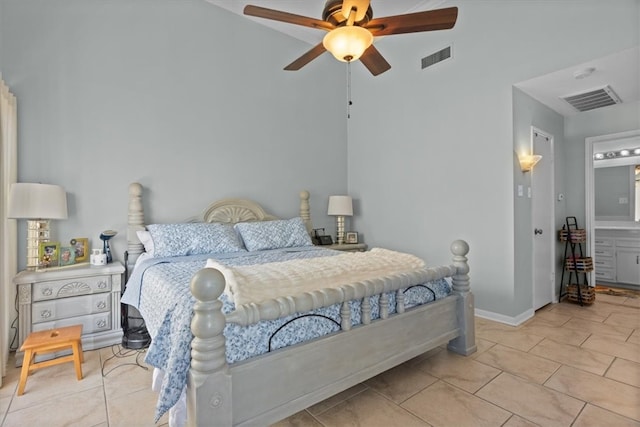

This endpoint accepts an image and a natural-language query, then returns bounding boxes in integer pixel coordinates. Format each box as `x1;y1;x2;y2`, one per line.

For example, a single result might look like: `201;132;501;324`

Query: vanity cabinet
615;239;640;285
594;238;616;282
594;232;640;286
14;262;124;366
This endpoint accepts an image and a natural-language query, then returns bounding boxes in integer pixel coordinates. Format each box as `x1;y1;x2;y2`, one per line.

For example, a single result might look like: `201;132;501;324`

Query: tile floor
1;292;638;426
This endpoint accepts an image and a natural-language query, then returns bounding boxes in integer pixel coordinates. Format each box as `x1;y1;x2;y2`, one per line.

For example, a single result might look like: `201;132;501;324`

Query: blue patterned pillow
234;217;313;251
146;223;245;257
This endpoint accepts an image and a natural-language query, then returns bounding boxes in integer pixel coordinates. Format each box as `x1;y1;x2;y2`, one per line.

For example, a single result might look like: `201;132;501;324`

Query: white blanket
205;248;426;306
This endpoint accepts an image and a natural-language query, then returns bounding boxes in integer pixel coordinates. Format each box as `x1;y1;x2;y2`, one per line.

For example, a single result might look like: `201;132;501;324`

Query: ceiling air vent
561;85;622;112
422;46;451;69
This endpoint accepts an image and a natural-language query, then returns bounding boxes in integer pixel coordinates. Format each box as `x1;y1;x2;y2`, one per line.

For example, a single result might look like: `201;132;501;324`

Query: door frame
531;126;556;307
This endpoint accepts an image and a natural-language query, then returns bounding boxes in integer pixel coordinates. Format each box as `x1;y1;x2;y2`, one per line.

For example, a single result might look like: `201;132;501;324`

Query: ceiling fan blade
359;45;391;76
341;0;370;22
365;7;458;36
284;43;327;71
244;5;335;31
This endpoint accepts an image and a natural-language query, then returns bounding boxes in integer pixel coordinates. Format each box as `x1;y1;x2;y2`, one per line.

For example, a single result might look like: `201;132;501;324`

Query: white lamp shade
327;195;353;216
8;183;68;219
322;26;373;62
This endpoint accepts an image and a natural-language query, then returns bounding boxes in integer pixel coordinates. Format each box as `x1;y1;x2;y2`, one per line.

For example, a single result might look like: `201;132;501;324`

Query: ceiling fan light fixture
322;25;373;62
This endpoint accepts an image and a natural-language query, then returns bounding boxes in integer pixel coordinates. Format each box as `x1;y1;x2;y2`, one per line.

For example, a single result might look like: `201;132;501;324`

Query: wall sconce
519;154;542;172
327;195;353;245
8;183;68;270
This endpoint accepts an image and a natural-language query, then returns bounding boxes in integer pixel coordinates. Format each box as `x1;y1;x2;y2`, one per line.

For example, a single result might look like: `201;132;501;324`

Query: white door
532;128;555;310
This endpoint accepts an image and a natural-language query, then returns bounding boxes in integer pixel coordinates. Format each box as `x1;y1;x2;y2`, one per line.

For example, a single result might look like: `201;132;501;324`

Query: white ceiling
515;46;640;117
206;1;639;118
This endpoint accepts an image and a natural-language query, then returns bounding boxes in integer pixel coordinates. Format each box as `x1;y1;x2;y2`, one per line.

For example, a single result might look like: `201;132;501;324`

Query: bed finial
189;268;232;426
299;190;311;233
127;182;145;269
448;239;476;356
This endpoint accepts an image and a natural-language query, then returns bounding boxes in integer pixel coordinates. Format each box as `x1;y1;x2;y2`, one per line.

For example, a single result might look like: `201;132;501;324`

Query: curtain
0;76;18;384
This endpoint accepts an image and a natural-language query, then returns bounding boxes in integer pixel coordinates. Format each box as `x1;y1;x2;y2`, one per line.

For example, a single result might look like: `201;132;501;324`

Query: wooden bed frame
126;182;476;427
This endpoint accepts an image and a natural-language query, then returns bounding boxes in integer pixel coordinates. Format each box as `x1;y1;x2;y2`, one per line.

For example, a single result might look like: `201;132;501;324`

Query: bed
122;182;476;427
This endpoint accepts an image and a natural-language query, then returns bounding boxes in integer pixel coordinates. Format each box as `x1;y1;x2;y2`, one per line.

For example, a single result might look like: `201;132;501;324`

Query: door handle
534;228;543;235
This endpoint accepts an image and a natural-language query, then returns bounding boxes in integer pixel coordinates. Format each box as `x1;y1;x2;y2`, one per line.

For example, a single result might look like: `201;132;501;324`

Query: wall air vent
421;46;451;69
561;85;622;112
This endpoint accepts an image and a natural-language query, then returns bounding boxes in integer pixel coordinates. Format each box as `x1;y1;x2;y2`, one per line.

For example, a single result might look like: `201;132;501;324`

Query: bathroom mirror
594;164;639;222
585;130;640;285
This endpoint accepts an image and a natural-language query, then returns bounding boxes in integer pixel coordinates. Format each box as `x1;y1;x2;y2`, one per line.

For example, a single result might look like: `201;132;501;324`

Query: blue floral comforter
121;247;451;421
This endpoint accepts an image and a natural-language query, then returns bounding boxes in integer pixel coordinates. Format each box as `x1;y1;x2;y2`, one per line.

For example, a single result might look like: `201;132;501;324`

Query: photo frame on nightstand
38;241;60;268
346;232;358;244
70;238;89;262
59;246;76;266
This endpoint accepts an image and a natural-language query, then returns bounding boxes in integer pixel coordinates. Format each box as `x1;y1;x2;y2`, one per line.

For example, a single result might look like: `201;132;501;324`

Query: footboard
187;240;474;427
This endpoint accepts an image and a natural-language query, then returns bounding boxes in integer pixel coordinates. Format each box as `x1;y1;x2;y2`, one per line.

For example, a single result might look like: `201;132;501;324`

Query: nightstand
325;243;368;252
14;262;125;367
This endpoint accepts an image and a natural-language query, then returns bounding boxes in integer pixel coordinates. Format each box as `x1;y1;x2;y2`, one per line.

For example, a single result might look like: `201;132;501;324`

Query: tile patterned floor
1;292;638;427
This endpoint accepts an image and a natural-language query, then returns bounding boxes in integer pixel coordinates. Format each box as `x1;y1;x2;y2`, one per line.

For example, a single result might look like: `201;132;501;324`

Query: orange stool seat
18;324;83;396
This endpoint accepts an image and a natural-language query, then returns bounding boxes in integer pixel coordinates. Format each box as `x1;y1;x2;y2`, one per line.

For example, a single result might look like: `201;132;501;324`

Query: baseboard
475;308;534;326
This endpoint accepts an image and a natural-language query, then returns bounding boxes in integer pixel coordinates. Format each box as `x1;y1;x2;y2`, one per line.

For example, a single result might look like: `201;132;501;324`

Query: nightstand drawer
32;275;111;302
32;294;110;324
33;312;111;335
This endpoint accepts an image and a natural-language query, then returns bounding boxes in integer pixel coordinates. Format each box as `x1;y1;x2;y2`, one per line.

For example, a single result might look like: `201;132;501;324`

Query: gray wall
564;101;640;228
2;0;639;318
347;0;639;317
512;88;566;316
1;0;347;268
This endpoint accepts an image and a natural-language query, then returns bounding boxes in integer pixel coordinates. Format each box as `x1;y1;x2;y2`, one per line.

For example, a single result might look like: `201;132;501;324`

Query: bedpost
447;239;477;356
127;183;145;270
299;190;312;234
187;268;232;427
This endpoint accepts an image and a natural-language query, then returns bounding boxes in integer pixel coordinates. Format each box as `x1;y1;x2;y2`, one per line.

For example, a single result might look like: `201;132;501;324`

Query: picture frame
59;246;76;266
346;232;358;244
38;241;60;268
70;238;89;262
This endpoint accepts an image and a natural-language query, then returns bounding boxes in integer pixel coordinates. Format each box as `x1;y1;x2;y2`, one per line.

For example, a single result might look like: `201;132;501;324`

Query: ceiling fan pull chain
347;61;352;119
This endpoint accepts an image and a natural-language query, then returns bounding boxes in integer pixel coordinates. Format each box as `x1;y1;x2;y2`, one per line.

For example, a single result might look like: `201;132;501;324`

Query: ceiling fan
244;0;458;76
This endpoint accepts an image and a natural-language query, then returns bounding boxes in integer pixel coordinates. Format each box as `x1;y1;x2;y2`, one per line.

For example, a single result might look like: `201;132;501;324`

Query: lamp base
335;216;346;245
26;219;51;270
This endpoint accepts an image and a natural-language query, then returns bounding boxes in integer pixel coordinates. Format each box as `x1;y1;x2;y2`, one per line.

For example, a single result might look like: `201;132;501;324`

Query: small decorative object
346;232;358;244
100;230;117;263
70;238;89;262
59;246;76;266
38;241;60;268
90;248;107;266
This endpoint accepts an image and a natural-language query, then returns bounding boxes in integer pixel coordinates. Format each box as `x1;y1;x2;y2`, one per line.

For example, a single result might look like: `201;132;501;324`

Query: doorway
532;127;555;310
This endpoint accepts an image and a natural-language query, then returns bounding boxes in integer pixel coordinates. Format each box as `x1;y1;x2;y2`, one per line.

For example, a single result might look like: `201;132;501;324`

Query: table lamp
327;195;353;245
8;183;68;270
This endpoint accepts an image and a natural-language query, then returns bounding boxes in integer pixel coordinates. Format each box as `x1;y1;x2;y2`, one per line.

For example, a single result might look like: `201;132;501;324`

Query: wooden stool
18;325;84;396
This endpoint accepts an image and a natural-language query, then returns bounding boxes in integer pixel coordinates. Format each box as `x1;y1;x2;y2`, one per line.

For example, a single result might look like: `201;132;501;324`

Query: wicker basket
558;229;586;243
566;284;596;305
564;256;593;272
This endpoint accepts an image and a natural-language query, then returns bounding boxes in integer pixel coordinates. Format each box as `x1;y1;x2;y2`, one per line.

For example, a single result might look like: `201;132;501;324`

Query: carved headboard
126;183;312;267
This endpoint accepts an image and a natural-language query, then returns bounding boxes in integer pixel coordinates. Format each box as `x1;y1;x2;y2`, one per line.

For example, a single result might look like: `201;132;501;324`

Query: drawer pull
41;287;53;297
96;319;107;328
40;309;52;319
97;281;107;289
97;301;107;310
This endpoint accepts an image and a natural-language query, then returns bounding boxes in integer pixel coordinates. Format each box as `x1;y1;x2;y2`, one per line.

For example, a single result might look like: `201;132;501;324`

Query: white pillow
137;230;155;256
